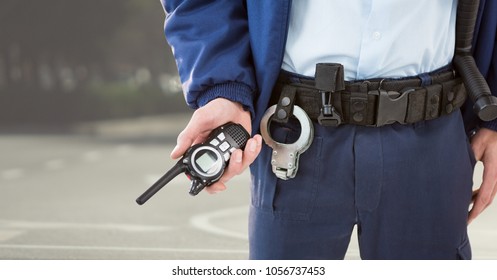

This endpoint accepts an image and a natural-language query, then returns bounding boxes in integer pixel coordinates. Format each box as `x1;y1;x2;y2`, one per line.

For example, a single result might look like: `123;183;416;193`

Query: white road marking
0;230;24;242
0;244;248;255
0;220;175;232
189;206;248;240
188;207;372;259
1;169;24;180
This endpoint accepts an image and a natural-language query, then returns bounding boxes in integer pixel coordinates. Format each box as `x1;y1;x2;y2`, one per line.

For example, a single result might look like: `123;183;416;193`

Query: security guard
161;0;497;259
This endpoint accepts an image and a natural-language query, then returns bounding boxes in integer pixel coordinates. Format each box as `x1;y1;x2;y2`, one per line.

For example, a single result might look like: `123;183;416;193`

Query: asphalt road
0;114;496;260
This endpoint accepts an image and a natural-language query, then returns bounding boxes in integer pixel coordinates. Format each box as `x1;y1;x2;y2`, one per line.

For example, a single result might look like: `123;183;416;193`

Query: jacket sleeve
474;0;497;131
161;0;257;117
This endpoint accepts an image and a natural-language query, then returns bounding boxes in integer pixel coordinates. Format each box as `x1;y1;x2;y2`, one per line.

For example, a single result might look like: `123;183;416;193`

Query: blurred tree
0;0;126;87
0;0;175;90
106;0;177;77
0;0;183;125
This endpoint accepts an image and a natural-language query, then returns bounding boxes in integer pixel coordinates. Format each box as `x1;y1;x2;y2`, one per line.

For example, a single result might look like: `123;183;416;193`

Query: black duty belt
270;63;467;127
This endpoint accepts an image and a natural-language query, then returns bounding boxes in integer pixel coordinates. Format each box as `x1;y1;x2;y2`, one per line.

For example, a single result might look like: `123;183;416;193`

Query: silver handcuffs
260;105;314;180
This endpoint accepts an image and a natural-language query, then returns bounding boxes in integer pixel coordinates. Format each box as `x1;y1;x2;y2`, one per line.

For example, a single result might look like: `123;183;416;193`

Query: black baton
453;0;497;121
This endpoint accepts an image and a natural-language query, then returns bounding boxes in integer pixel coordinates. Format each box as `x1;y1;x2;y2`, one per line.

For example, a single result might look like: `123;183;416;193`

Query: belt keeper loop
315;63;344;126
419;72;433;87
350;90;370;125
425;84;443;120
272;85;297;124
315;63;345;92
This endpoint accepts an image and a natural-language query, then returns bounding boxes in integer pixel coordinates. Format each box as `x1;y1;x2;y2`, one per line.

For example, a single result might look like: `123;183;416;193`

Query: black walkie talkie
136;122;250;205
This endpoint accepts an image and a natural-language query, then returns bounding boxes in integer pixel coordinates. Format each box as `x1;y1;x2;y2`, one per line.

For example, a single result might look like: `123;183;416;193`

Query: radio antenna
136;162;186;205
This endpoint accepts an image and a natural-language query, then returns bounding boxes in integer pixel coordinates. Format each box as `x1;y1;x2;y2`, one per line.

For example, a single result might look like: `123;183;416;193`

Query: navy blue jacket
161;0;497;132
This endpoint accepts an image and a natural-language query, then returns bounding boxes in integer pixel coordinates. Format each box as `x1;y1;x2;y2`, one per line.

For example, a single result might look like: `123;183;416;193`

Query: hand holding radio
136;121;250;204
136;98;262;204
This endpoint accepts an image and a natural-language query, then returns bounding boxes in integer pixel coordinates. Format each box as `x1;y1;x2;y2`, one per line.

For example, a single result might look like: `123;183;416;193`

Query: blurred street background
0;0;496;260
0;0;185;131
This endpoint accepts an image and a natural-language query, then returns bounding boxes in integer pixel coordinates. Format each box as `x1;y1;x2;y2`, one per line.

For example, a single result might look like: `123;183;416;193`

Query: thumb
171;120;205;159
170;130;193;159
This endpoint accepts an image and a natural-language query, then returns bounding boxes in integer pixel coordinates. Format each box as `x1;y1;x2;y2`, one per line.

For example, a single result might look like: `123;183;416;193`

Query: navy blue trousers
249;110;475;259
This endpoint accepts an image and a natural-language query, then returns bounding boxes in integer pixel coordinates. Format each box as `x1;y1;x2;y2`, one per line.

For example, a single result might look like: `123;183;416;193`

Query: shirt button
372;31;382;40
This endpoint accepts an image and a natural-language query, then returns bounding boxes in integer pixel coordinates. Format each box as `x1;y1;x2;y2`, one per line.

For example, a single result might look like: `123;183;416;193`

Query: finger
220;149;245;183
190;144;249;194
471;143;484;162
220;136;262;183
204;135;262;194
468;168;497;223
471;135;485;162
204;182;227;194
204;150;248;194
243;134;263;165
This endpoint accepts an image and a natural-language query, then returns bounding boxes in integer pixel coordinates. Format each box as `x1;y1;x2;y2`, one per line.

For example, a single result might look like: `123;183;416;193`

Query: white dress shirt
281;0;457;81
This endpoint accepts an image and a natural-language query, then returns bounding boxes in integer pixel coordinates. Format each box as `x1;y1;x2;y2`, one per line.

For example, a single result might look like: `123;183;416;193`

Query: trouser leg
355;111;475;259
248;110;475;260
249;119;357;259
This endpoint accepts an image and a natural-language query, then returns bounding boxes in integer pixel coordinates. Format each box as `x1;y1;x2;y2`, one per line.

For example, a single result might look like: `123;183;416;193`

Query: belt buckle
370;89;409;126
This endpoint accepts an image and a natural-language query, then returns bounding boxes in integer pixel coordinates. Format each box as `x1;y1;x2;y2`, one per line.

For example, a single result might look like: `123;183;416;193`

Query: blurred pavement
0;114;496;259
